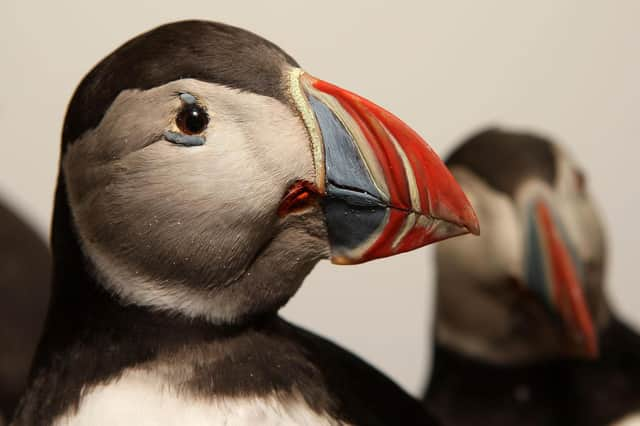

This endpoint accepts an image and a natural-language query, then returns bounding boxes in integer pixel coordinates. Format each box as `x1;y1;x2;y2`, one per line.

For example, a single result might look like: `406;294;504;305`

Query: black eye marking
179;93;197;105
163;130;206;146
574;169;587;193
164;92;209;146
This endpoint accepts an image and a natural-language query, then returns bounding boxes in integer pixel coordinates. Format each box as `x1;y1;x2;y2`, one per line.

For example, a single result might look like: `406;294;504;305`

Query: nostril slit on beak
325;180;387;208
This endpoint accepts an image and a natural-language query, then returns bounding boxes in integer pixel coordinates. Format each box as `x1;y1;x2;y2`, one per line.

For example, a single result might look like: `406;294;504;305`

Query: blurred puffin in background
0;201;50;426
423;128;640;426
13;20;478;425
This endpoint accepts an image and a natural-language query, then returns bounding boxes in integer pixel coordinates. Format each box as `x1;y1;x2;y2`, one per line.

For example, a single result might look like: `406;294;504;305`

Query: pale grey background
2;0;638;396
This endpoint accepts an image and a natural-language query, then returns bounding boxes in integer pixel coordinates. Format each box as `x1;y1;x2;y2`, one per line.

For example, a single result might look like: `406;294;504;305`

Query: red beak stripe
536;201;598;357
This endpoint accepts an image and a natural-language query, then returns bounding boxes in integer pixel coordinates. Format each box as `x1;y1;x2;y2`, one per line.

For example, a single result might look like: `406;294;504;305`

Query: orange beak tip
465;210;481;236
330;255;359;266
584;333;600;359
434;199;480;237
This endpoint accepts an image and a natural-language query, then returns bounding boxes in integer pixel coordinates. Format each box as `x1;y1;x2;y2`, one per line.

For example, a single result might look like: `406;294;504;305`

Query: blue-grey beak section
307;95;388;256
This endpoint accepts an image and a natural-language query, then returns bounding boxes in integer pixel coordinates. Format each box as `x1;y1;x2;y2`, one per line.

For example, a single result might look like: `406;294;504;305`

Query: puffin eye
574;169;587;193
176;103;209;135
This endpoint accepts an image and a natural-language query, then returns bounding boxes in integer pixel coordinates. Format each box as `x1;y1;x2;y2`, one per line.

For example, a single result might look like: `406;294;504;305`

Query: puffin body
20;312;435;425
13;21;477;425
428;317;640;426
423;129;640;425
0;203;50;425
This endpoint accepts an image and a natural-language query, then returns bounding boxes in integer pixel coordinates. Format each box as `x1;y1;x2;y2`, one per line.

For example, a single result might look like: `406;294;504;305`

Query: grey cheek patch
164;130;206;146
179;93;197;104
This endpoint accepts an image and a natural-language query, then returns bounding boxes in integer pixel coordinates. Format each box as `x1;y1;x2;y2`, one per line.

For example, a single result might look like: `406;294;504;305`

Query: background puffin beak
288;69;479;264
527;201;598;357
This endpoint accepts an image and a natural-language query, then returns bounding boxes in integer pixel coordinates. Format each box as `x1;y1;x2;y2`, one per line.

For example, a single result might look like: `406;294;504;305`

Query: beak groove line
287;68;326;193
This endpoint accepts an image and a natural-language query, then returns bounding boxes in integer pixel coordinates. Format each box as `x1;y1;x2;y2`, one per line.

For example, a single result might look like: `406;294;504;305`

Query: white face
435;145;608;363
63;79;330;324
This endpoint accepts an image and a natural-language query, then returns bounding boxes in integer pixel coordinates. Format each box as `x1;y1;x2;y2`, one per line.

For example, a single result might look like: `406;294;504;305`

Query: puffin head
434;128;607;363
56;20;478;325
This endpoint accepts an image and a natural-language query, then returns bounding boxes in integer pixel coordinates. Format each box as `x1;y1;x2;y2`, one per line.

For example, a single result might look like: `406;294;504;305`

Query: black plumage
425;318;640;426
447;128;557;197
21;305;436;425
0;202;50;424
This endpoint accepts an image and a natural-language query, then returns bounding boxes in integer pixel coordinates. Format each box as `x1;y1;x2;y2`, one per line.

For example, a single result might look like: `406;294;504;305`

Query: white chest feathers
54;369;347;426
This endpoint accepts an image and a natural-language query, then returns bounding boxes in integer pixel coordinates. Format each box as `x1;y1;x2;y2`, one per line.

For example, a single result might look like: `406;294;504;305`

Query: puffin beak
526;201;598;358
288;69;479;264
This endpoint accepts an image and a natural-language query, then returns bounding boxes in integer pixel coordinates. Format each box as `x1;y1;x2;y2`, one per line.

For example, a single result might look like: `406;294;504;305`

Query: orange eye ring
277;181;321;217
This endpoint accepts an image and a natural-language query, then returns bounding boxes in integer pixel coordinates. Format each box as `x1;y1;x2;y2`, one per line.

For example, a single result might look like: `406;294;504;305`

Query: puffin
0;201;50;426
12;21;478;425
422;128;640;426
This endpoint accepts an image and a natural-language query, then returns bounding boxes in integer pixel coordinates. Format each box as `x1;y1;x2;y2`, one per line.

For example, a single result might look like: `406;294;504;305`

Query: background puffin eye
574;169;587;193
176;104;209;135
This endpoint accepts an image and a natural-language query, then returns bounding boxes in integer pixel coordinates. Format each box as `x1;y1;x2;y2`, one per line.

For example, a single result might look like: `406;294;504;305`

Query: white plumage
56;369;346;426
